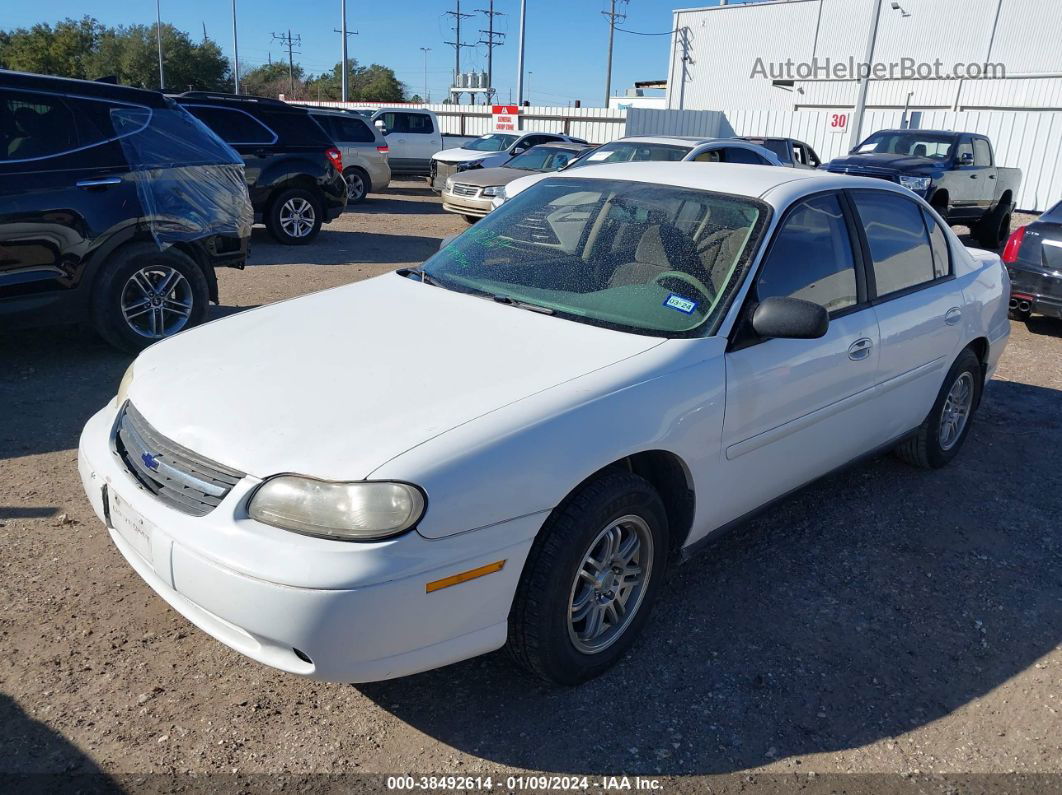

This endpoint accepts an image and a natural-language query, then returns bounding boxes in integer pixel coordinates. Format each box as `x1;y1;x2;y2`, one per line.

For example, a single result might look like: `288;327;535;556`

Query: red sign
492;104;520;132
828;112;849;134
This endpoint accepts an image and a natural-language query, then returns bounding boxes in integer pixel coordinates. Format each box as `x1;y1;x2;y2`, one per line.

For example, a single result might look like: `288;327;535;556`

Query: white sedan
78;163;1010;686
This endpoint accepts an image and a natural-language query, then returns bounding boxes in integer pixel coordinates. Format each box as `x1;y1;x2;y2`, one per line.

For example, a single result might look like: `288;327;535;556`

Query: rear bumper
1007;263;1062;318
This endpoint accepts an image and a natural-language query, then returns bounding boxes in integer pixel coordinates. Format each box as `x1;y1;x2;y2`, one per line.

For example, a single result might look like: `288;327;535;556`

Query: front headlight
457;158;485;171
248;476;426;541
445;176;455;191
899;175;931;193
116;362;135;406
481;186;500;197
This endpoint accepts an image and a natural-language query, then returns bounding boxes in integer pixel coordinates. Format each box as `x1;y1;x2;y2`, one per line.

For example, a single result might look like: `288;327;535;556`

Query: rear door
179;104;275;207
714;192;882;527
973;137;998;209
0;87;141;323
378;111;439;173
848;189;963;439
950;135;984;218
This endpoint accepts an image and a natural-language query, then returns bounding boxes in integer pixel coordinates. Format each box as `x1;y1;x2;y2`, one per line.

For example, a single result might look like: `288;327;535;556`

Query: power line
615;25;678;36
444;0;474;98
602;0;628;107
271;29;302;96
476;0;505;102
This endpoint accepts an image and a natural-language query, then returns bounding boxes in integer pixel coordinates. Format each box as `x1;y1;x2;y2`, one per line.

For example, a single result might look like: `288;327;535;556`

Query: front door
710;193;883;528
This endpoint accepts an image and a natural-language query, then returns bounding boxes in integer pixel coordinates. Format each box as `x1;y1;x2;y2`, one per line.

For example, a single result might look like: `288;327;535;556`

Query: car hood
129;273;663;481
504;172;550;198
827;153;941;176
433;147;499;164
450;166;534;187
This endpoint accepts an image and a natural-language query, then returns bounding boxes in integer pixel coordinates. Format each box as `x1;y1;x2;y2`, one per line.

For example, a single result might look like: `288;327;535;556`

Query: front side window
422;178;767;336
851;191;937;297
185;106;274;144
756;194;858;313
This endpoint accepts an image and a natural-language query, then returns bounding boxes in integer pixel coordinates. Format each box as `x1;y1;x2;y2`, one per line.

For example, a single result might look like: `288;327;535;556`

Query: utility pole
516;0;526;105
477;0;505;102
155;0;165;89
849;0;884;149
335;1;359;103
272;30;302;97
231;0;240;93
419;47;431;102
444;0;473;101
602;0;627;108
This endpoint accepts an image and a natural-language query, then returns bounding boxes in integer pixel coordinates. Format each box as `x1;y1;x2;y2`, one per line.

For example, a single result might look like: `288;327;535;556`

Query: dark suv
0;71;252;352
174;93;347;244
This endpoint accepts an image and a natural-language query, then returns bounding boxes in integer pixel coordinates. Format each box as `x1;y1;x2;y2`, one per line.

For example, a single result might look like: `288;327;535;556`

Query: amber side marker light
425;560;506;593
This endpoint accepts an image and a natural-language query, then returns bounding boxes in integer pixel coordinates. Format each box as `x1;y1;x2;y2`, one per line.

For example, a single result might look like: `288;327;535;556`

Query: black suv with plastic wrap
174;93;347;244
0;71;252;352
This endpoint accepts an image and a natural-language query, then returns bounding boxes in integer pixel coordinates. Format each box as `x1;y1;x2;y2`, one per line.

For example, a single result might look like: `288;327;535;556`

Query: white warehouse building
665;0;1062;114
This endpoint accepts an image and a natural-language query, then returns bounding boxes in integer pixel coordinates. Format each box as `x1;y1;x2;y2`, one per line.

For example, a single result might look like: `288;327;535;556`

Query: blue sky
2;0;724;105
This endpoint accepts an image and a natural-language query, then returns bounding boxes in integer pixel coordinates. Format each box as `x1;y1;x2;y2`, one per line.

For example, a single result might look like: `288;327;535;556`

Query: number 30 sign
829;113;849;134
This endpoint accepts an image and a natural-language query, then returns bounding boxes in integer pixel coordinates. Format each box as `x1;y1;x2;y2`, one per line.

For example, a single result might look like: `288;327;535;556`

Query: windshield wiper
489;294;555;315
397;267;442;287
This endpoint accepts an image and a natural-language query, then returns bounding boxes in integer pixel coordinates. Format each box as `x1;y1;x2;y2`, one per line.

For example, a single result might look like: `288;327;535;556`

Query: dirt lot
1;184;1059;789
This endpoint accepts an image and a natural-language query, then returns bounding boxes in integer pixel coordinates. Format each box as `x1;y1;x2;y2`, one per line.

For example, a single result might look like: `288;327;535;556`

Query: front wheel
463;215;479;225
508;471;670;685
267;187;323;244
894;348;982;468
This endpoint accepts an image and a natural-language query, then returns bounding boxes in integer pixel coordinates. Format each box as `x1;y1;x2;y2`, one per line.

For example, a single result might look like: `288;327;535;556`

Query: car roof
530;141;593;150
174;92;308;113
2;69;172;108
614;136;710;146
542;161;919;206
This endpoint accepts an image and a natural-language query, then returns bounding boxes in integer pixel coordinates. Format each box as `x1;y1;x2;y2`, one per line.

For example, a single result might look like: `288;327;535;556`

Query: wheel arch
264;175;325;218
966;336;990;407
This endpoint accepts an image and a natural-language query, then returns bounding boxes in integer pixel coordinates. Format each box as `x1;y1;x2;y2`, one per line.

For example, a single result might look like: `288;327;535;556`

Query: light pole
155;0;165;89
341;0;349;102
849;0;905;149
527;70;532;105
420;47;431;102
231;0;240;93
515;0;526;104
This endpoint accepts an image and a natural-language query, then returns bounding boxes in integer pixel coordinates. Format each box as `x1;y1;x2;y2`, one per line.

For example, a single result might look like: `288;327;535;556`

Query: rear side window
0;90;140;162
923;209;951;279
722;147;770;165
756;194;858;313
973;138;993;166
851;191;937;297
335;116;375;143
184;106;275;144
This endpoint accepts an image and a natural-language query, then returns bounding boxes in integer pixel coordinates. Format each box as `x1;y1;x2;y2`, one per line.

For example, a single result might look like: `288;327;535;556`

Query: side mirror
957;151;974;166
374;120;388;135
511;146;526;155
751;296;829;340
438;233;459;251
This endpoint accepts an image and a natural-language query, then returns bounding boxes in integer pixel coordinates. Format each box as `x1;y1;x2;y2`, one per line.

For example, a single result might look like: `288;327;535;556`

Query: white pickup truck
367;107;442;176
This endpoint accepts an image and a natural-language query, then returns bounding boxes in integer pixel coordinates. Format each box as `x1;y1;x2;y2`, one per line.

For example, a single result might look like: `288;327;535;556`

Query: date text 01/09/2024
385;775;664;791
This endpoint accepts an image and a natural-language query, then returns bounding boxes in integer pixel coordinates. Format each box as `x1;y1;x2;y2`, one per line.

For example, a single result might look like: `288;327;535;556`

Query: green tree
303;60;406;102
240;61;304;98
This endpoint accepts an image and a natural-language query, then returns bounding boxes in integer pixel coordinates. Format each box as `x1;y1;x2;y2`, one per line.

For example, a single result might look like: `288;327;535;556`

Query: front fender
371;337;729;541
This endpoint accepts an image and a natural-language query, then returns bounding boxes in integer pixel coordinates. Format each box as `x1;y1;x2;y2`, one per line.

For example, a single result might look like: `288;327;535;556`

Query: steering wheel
653;270;715;303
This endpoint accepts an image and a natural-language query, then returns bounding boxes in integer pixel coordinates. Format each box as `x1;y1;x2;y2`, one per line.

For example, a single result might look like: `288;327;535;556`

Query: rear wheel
894;348;982;469
91;243;209;353
975;202;1012;249
344;167;369;204
267;187;323;244
463;215;479;225
508;471;670;685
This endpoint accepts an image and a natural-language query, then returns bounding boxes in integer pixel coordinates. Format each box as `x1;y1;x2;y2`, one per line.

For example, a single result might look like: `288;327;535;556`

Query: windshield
853;132;955;159
572;142;690;167
506;147;581;172
421;177;767;336
464;134;519;152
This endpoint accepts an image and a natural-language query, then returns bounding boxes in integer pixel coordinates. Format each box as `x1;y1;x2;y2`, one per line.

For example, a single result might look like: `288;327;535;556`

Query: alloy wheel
120;266;193;339
567;514;654;654
279;197;316;238
346;172;366;201
939;371;974;451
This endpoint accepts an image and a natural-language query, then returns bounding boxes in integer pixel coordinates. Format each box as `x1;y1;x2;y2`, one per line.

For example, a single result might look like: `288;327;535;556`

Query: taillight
1001;225;1026;264
326;147;343;172
377;145;389;154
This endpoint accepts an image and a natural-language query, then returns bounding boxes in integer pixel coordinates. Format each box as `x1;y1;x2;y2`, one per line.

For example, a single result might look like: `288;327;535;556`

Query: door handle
76;177;122;188
969;174;978;179
945;307;963;325
988;174;996;179
848;337;873;361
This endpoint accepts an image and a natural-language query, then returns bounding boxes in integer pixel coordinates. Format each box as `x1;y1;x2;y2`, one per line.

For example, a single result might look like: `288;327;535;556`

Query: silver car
308;108;391;204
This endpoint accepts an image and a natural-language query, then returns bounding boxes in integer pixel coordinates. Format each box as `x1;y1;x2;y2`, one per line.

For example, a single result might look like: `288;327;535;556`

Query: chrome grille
432;160;460;190
113;403;244;517
450;183;481;198
827;167;899;183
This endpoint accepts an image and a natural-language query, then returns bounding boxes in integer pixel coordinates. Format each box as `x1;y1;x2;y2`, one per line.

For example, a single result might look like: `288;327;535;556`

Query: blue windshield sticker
663;293;698;315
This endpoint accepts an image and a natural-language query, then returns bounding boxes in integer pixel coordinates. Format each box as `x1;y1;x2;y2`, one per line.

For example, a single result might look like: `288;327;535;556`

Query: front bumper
77;403;538;682
441;190;494;218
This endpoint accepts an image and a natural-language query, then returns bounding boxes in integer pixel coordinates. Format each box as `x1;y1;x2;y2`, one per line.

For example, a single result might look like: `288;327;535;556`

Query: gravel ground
1;186;1059;790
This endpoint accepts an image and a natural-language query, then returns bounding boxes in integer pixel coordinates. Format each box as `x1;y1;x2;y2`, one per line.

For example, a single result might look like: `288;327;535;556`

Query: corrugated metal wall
667;0;1062;112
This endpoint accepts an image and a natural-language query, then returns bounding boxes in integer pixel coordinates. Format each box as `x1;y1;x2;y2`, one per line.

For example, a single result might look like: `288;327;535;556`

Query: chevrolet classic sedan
78;163;1010;685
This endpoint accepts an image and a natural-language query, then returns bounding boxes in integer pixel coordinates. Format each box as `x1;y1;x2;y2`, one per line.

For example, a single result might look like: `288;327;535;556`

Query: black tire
894;348;983;469
266;187;323;245
975;201;1012;249
463;215;479;225
508;470;670;686
91;243;209;353
343;167;370;204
